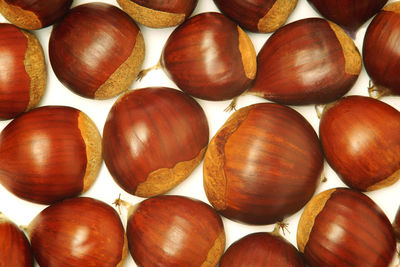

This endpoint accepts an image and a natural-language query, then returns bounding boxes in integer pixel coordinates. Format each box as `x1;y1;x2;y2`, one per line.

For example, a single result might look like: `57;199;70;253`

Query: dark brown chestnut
49;2;145;99
123;195;225;266
117;0;198;28
0;23;46;120
363;2;400;97
27;197;127;266
297;188;396;267
248;17;361;105
308;0;388;37
0;0;73;29
158;12;256;101
213;0;298;33
0;212;33;267
203;103;324;225
219;232;305;267
319;95;400;191
103;87;209;197
394;206;400;241
0;106;102;204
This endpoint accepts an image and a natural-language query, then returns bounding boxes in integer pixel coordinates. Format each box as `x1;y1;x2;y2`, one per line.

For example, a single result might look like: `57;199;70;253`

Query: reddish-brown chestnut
219;232;305;267
0;212;33;267
248;18;361;105
297;188;396;266
363;2;400;96
319;95;400;191
27;197;127;266
0;106;102;204
0;0;73;29
203;103;324;225
103;87;209;197
124;195;225;266
117;0;198;28
0;23;46;120
308;0;388;37
393;206;400;240
49;2;145;99
159;12;256;101
213;0;298;33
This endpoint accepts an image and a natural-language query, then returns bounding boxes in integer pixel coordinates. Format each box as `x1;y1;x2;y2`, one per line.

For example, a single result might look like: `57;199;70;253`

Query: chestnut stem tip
136;61;161;81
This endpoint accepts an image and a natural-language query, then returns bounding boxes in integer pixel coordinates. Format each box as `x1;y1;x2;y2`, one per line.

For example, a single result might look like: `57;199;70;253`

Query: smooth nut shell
320;95;400;191
394;206;400;240
49;2;145;99
103;87;209;197
127;195;225;266
297;188;396;267
0;106;102;204
203;103;323;225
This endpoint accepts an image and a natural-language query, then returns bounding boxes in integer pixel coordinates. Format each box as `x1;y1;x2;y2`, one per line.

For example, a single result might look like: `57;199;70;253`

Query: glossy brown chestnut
49;2;145;99
297;188;396;267
126;195;225;266
308;0;388;37
319;95;400;191
0;213;33;267
117;0;198;28
0;106;102;204
394;206;400;240
363;2;400;96
213;0;298;33
219;232;305;267
0;23;46;120
28;197;127;266
249;17;361;105
160;12;257;101
103;87;209;197
0;0;72;29
203;103;324;225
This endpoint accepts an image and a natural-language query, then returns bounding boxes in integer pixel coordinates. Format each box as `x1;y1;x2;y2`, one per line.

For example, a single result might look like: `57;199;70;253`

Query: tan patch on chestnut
0;212;9;223
201;231;226;267
116;234;128;267
328;21;362;76
383;2;400;13
78;112;102;193
21;30;46;111
203;106;253;211
297;188;336;253
135;146;207;197
117;0;185;28
258;0;298;33
0;0;41;29
237;26;257;80
366;168;400;191
94;31;145;100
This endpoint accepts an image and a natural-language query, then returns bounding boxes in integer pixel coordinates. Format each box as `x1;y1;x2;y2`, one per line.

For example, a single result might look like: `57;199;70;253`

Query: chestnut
363;2;400;97
0;106;102;204
297;188;396;266
0;23;46;120
203;103;324;225
319;95;400;191
123;195;225;266
103;87;209;197
219;232;305;267
248;17;361;105
27;197;127;266
394;206;400;241
213;0;298;33
49;2;145;100
158;12;256;101
117;0;198;28
308;0;388;37
0;0;72;30
0;212;33;267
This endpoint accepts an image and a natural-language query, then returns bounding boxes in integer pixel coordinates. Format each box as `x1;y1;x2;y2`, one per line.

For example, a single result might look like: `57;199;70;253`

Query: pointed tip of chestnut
117;0;198;28
0;106;102;204
0;0;73;30
297;188;396;266
49;2;145;100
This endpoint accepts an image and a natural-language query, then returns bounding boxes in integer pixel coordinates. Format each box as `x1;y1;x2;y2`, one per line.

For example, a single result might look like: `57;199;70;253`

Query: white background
1;0;400;266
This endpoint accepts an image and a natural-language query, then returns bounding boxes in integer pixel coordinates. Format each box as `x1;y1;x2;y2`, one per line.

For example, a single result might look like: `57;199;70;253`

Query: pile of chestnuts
1;0;400;266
